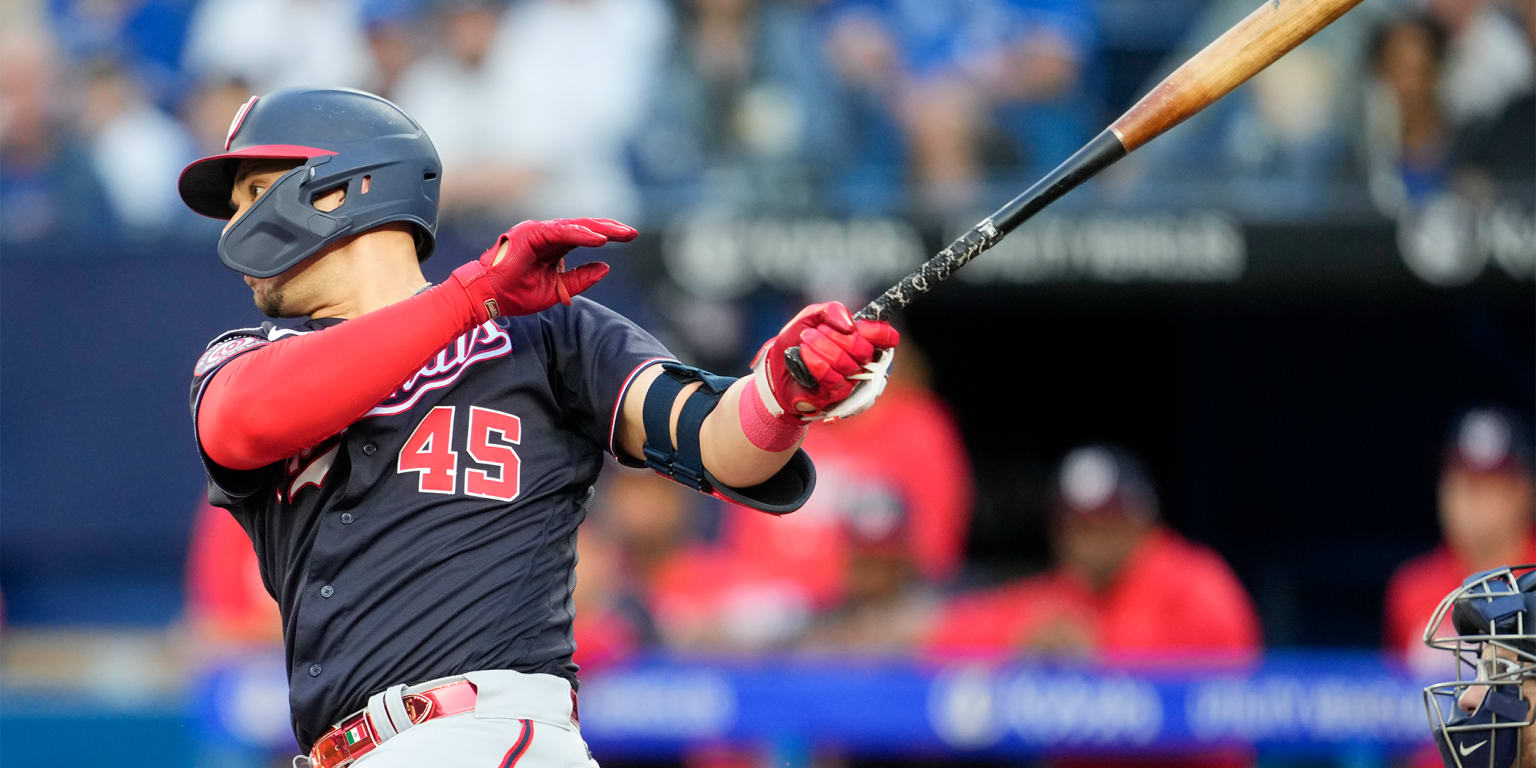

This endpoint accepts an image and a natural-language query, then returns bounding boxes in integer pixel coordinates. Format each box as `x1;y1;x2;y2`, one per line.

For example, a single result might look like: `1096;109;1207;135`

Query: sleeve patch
195;335;267;377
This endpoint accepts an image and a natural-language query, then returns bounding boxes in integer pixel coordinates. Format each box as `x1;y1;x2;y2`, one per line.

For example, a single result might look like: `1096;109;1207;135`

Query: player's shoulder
1386;546;1459;594
548;295;633;325
192;320;324;378
529;295;651;343
1142;529;1240;581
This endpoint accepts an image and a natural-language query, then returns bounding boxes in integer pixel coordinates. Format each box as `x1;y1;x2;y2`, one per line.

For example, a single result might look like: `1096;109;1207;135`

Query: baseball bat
786;0;1365;388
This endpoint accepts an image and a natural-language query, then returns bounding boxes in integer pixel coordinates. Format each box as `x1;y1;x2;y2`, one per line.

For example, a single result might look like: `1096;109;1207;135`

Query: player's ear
312;183;347;213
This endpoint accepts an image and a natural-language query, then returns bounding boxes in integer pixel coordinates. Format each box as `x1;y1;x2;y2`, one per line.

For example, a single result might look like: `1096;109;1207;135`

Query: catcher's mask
1423;565;1536;768
178;86;441;278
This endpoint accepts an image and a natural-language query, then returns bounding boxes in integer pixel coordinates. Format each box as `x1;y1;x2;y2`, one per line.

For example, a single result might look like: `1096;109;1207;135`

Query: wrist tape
739;382;809;452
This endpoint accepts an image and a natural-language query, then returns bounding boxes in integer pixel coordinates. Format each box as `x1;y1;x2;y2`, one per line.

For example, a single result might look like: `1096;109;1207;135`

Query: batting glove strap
449;259;499;323
819;347;895;422
751;350;814;424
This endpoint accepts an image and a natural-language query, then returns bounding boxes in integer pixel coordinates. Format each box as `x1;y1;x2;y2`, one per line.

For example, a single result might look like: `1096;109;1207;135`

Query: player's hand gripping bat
786;0;1367;389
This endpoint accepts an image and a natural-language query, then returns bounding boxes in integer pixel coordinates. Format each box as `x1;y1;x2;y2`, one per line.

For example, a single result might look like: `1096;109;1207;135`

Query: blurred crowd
3;0;1533;249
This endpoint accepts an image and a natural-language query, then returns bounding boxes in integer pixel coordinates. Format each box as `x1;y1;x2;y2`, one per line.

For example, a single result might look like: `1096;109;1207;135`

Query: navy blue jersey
188;297;672;749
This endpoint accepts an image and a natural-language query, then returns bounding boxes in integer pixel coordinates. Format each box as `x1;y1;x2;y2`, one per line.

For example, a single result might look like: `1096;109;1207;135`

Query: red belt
308;679;580;768
309;680;478;768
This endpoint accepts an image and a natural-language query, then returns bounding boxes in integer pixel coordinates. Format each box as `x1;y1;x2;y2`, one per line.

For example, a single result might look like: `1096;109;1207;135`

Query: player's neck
1459;529;1534;572
310;232;429;320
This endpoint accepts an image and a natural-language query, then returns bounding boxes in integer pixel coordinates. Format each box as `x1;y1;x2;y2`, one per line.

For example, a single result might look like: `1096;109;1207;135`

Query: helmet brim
178;144;338;219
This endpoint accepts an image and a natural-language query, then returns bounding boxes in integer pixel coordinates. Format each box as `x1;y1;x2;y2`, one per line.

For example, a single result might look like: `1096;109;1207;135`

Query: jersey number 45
398;405;521;502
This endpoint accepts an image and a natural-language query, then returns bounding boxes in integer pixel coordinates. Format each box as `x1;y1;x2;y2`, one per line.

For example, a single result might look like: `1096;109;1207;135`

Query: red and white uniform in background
1386;540;1536;662
925;528;1260;768
925;527;1259;657
185;502;282;648
647;380;972;648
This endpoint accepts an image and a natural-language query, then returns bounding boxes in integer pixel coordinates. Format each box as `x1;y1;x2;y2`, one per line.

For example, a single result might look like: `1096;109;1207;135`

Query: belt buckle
310;731;355;768
403;692;435;724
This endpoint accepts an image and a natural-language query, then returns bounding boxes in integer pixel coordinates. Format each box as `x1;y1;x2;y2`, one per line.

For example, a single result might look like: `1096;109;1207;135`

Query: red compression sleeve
198;284;482;470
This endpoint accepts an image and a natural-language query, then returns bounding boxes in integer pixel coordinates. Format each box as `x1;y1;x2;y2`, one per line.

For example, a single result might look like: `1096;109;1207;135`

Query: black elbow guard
634;362;814;515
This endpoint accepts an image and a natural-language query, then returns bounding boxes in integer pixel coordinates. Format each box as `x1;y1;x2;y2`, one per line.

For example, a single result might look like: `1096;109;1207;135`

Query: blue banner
576;653;1432;758
175;652;1435;759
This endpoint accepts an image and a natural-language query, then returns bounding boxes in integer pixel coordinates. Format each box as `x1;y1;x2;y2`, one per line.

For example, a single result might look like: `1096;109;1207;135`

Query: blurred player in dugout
927;444;1261;768
1386;408;1536;664
1384;408;1534;768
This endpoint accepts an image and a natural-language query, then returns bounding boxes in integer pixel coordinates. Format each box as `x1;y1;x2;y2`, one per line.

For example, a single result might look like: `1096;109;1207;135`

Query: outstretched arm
198;219;636;470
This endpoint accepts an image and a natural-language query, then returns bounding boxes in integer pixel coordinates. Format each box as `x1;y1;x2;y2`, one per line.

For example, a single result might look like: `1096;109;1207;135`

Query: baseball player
181;86;899;767
1422;564;1536;768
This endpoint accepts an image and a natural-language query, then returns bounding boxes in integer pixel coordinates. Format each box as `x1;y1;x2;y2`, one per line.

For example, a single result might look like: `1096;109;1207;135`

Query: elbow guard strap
640;362;815;515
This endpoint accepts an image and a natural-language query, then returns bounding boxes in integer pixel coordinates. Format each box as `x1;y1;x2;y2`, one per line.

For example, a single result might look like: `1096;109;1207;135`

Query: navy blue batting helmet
178;86;442;278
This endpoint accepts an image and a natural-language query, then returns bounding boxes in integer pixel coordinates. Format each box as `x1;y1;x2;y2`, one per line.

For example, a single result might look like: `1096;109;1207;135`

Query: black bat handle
782;129;1129;390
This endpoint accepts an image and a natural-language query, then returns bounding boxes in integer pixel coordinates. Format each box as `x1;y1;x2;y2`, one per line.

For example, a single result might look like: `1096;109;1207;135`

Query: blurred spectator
572;468;684;668
0;25;118;244
183;502;288;768
396;0;670;224
183;503;281;651
716;345;973;613
181;75;257;155
925;445;1259;767
182;0;374;94
393;0;539;219
634;0;842;213
79;57;196;232
1425;0;1534;126
796;494;940;654
1384;408;1536;662
823;0;1095;213
1362;13;1454;212
927;445;1260;658
572;523;646;672
47;0;194;107
360;0;425;98
1452;0;1536;186
596;465;816;653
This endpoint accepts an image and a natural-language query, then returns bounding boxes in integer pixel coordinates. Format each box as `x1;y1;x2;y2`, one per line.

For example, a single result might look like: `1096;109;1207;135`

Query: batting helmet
178;86;442;278
1423;565;1536;768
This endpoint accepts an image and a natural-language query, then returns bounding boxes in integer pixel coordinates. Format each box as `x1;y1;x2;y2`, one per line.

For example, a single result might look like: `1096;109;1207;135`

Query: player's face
1454;644;1536;766
227;159;346;317
1440;468;1535;559
1055;509;1150;591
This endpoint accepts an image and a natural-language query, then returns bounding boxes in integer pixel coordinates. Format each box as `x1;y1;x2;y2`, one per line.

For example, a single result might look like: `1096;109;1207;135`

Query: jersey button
362;442;378;456
308;664;322;677
340;513;354;525
320;585;335;598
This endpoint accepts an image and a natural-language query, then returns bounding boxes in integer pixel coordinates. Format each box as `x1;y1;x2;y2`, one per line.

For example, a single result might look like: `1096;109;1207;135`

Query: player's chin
251;284;287;318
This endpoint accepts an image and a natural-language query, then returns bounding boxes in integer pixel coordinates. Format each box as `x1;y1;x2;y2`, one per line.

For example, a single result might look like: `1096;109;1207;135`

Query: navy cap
1053;445;1158;519
1444;408;1534;476
840;484;908;553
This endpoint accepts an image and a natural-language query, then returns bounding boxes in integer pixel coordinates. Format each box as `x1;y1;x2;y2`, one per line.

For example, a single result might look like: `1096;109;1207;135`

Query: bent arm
613;368;803;490
198;285;479;470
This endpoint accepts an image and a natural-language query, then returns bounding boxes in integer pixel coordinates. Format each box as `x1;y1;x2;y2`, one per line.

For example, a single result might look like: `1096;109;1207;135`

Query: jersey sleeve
542;298;675;457
188;326;280;504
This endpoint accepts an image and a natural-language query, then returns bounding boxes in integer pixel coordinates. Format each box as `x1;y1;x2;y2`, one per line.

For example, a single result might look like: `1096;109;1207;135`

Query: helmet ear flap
218;161;354;278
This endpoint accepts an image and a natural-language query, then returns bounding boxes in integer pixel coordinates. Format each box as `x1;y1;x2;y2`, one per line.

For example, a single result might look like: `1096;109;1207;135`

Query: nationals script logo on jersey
365;320;513;417
196;335;266;377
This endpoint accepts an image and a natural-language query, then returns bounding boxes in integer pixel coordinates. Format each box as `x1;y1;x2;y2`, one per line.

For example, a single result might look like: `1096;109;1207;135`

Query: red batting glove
450;218;638;320
751;301;900;421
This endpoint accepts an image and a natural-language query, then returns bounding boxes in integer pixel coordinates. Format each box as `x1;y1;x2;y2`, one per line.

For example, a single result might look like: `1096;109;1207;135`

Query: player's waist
308;669;578;768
